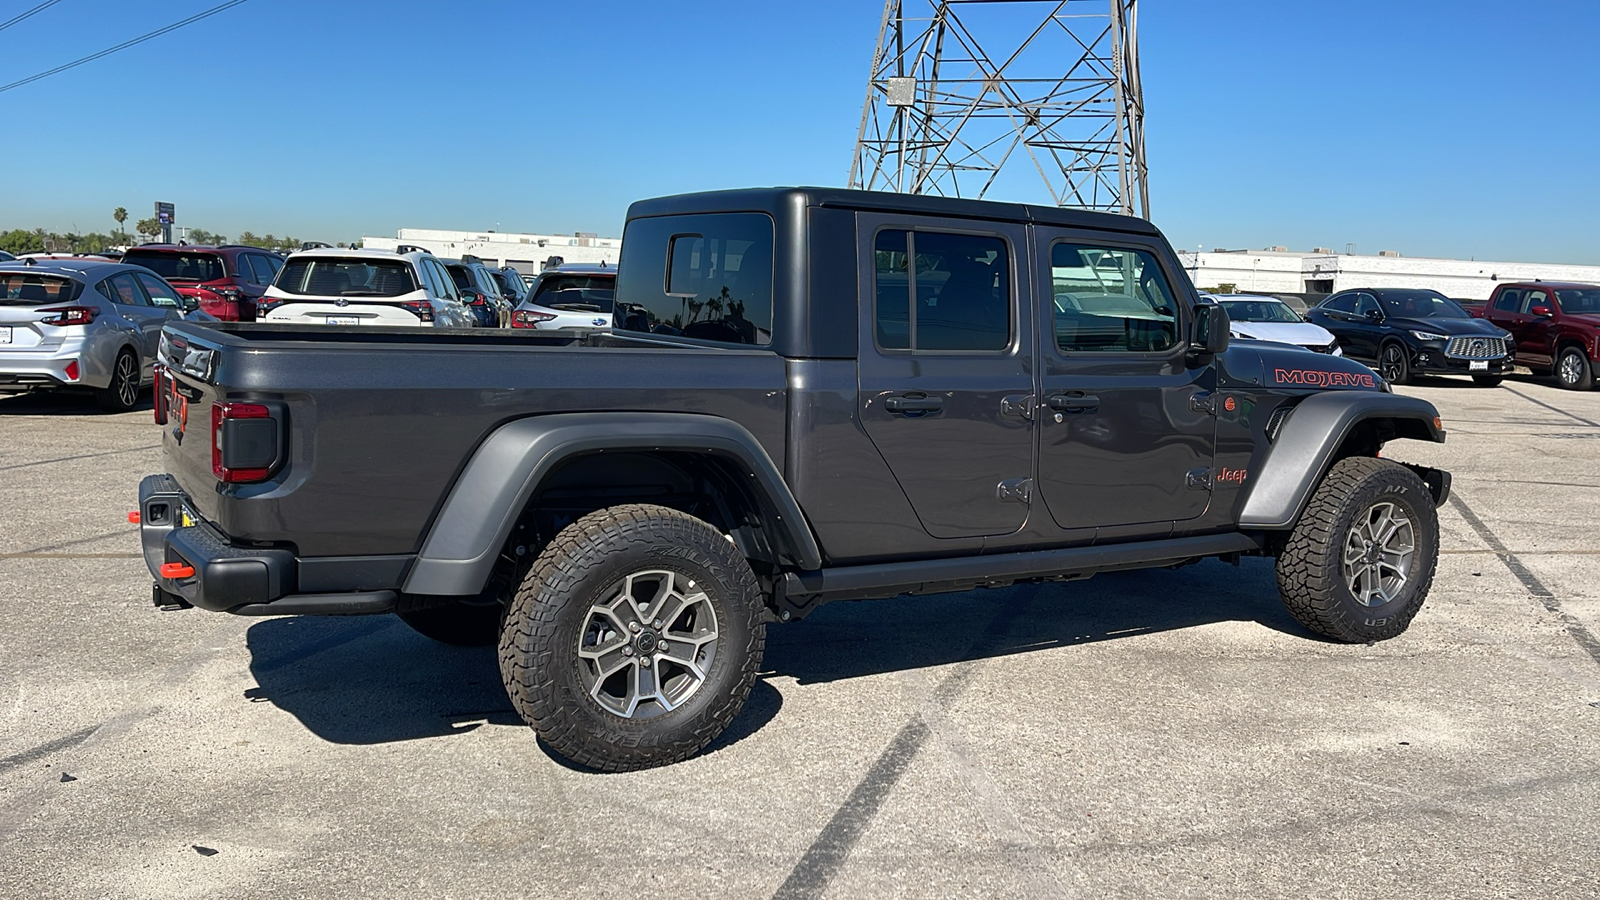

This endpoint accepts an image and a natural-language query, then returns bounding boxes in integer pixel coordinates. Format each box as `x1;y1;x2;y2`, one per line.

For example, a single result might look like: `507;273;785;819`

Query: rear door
1034;229;1216;532
104;272;166;364
1520;287;1557;368
133;273;187;381
856;213;1035;539
1487;288;1533;363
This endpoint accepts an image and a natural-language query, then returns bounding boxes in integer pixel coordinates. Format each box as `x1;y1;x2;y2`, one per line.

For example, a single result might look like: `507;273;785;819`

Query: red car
1465;282;1600;390
121;245;285;321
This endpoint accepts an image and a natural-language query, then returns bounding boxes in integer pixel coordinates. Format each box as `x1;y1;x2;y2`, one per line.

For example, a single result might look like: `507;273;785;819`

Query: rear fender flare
402;413;821;596
1238;391;1445;529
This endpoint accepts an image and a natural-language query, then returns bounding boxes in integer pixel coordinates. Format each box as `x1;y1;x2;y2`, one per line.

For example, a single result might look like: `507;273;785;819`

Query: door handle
884;395;943;414
1047;393;1099;414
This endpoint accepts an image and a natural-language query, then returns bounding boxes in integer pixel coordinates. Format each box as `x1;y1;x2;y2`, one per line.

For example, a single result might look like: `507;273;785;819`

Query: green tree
113;206;128;240
135;217;161;239
0;229;38;255
237;230;259;247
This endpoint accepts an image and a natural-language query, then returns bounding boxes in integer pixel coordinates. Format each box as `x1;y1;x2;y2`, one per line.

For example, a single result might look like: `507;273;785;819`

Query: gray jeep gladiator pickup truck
137;188;1450;771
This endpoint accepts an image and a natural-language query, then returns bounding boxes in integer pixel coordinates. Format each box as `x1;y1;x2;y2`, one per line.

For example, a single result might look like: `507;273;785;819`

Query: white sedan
1212;294;1342;355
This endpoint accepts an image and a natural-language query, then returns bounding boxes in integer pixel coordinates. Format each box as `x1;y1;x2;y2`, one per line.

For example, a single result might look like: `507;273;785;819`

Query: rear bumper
139;473;403;616
0;348;104;390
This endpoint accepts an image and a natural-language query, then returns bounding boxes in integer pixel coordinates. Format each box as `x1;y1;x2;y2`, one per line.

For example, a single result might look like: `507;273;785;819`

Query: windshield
1556;289;1600;314
122;250;226;282
1379;290;1469;319
0;273;80;305
1220;299;1301;323
275;258;416;297
531;273;614;304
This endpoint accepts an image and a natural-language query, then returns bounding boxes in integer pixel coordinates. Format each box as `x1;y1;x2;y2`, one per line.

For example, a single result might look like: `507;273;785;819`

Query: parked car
1208;293;1341;354
510;262;617;331
0;251;15;262
0;258;209;410
1463;282;1600;390
489;266;529;305
441;257;512;328
257;248;475;328
139;186;1451;772
121;244;284;322
1306;288;1512;386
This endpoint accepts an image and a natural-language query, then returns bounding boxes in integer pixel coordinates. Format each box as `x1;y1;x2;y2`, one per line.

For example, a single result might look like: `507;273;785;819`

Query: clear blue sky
3;0;1596;264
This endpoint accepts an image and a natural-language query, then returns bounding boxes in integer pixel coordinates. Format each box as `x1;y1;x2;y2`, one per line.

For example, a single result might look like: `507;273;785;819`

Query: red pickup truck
1465;282;1600;390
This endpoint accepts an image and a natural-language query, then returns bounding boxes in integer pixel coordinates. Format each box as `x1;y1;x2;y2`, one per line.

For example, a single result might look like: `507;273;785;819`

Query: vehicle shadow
243;558;1307;751
0;388;152;416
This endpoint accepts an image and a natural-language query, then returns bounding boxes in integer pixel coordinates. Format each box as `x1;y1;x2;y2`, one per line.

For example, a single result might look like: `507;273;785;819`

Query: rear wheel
1471;374;1503;387
498;503;764;772
1378;342;1411;385
95;350;140;412
1555;346;1593;391
1276;457;1439;643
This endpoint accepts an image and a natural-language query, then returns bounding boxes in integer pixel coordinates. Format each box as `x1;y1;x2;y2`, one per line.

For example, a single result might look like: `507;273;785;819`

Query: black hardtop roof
625;187;1161;236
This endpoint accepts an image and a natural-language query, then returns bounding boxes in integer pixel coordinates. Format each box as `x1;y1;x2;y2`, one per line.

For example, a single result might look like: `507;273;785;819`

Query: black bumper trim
230;591;398;617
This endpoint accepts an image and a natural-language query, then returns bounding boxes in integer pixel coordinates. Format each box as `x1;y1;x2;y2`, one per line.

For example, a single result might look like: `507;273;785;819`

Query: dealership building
1178;248;1600;300
360;227;622;275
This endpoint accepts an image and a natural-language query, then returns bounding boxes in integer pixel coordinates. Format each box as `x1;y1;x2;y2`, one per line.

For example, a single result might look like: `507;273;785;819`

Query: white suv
258;248;475;328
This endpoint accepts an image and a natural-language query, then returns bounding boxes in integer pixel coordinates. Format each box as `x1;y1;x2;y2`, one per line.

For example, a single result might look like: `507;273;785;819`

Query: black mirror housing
1191;300;1230;356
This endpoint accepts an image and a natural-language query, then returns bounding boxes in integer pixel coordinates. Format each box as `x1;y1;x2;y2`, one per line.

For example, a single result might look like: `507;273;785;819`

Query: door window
1354;293;1381;318
427;260;459;301
874;229;1010;351
1322;293;1357;313
1521;290;1549;314
247;255;277;284
103;273;148;306
1493;288;1523;312
1049;242;1177;353
135;273;183;309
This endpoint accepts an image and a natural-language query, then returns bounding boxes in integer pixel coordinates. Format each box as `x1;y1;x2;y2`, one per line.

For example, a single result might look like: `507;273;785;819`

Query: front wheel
498;504;765;771
1276;457;1439;643
1555;347;1594;391
1378;342;1411;385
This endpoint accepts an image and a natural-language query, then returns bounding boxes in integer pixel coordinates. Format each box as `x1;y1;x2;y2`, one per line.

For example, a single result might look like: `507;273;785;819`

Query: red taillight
400;301;435;323
153;364;168;425
64;360;79;382
211;402;275;483
38;306;99;326
511;309;558;329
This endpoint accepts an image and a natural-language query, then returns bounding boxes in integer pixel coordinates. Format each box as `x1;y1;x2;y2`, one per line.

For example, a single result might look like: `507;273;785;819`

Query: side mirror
182;295;199;312
1191;300;1230;356
1364;308;1384;322
1531;305;1552;317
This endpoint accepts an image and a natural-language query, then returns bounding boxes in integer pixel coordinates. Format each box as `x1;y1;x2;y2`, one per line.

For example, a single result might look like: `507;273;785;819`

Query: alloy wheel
577;569;719;719
1341;501;1416;607
116;354;138;407
1380;346;1405;382
1560;352;1584;387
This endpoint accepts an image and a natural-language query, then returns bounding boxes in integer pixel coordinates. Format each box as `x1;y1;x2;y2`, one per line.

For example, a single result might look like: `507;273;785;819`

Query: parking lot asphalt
2;376;1599;899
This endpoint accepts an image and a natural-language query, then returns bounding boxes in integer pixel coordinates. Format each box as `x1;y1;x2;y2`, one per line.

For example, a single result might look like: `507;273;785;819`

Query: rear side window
276;258;416;297
247;255;278;284
122;251;226;282
1322;293;1357;313
102;273;148;306
614;213;773;345
874;230;1011;351
444;265;473;291
1492;288;1523;312
0;274;80;305
1050;242;1177;353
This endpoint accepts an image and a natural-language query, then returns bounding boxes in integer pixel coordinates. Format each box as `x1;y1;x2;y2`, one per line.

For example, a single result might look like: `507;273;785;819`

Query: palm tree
113;207;128;241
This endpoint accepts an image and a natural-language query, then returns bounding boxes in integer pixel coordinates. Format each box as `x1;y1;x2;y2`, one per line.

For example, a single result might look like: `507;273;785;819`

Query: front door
1033;229;1217;532
856;213;1035;539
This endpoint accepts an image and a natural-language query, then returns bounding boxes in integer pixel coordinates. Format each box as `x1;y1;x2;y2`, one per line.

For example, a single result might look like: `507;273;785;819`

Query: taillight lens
39;306;100;326
64;360;80;382
256;297;285;316
153;364;168;425
211;402;278;483
512;309;558;328
400;301;435;323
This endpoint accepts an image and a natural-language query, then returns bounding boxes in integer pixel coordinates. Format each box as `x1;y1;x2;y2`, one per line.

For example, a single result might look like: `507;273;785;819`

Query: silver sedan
0;259;211;411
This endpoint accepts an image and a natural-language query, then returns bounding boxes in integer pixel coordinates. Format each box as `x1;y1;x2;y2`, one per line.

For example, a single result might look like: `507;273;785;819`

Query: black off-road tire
396;598;504;647
1471;374;1503;387
95;349;140;412
498;503;765;772
1555;346;1594;391
1275;456;1439;643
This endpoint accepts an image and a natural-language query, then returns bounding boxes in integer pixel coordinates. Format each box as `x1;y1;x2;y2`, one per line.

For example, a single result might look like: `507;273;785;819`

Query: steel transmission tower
849;0;1148;218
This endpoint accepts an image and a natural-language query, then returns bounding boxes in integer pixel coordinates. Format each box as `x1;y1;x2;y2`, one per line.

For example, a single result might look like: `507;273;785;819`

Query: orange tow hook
128;511;141;524
159;563;195;579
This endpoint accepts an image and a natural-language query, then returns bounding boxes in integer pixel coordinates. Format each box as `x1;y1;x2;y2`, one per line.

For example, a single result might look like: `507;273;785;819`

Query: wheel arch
1239;391;1447;530
402;413;822;596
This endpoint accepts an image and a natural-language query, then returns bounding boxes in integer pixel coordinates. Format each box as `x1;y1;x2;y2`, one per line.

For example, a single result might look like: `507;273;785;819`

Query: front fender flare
402;413;821;596
1238;392;1445;529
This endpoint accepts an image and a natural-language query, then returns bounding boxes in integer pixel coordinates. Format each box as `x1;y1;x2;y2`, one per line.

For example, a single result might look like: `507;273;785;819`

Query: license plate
0;326;10;344
1470;360;1488;371
325;316;358;326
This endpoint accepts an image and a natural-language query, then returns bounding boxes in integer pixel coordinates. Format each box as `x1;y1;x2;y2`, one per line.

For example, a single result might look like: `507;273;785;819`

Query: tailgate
156;330;223;517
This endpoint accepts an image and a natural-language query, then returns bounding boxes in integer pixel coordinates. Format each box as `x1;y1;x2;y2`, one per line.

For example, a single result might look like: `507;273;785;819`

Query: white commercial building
1177;248;1600;301
360;227;622;275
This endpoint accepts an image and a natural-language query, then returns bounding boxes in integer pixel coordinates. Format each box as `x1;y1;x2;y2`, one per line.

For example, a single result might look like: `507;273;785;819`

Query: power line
0;0;65;33
0;0;251;95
